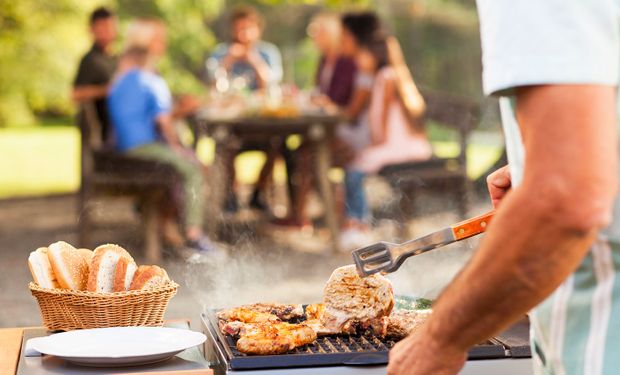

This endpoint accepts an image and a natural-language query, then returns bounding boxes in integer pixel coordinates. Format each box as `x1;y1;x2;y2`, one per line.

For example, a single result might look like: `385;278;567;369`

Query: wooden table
193;113;342;252
0;321;212;375
0;327;23;375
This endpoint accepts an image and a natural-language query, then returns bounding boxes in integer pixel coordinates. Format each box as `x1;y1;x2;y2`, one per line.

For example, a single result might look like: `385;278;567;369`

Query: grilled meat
305;303;325;320
248;302;305;320
235;322;317;355
322;265;394;336
303;303;339;336
217;303;304;324
386;309;432;339
219;320;247;336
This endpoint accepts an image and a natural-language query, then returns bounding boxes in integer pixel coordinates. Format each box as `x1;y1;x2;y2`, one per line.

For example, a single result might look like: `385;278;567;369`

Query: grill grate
203;311;522;370
225;333;397;357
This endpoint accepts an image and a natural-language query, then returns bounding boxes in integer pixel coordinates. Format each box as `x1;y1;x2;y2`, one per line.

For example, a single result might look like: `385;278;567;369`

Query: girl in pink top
339;14;432;247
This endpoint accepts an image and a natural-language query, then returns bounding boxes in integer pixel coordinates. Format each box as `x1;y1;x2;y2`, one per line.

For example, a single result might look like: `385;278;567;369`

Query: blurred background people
279;13;359;229
308;13;357;108
209;5;282;90
108;19;215;253
208;6;285;213
337;12;431;249
72;6;118;144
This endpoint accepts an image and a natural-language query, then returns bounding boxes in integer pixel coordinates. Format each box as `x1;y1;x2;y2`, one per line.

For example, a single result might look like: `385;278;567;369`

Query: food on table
321;265;394;336
129;265;170;291
386;309;432;339
77;248;94;272
27;241;171;293
113;254;138;292
235;322;317;355
218;303;304;323
28;248;60;289
47;241;89;290
87;244;135;293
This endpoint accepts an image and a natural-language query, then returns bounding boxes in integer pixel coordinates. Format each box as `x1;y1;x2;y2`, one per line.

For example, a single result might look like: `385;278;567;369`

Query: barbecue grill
201;310;533;374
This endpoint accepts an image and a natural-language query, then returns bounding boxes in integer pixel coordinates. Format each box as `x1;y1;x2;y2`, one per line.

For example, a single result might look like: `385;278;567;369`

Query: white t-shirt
477;1;620;374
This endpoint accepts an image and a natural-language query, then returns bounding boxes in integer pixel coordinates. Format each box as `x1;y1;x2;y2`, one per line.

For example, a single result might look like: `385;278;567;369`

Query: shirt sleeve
149;75;173;118
477;0;620;96
261;42;283;84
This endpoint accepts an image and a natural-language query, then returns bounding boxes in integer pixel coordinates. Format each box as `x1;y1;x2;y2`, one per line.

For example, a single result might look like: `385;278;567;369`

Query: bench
77;102;178;262
377;90;479;235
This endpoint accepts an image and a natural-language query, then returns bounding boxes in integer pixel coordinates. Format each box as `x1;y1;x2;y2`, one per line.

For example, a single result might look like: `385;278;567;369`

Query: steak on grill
322;265;394;336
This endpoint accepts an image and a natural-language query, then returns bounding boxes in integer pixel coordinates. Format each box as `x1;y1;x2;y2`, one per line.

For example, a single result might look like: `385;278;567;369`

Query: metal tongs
352;211;495;277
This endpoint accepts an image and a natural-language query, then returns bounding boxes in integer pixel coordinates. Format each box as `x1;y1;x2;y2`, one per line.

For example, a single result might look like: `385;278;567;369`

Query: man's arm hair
423;84;618;353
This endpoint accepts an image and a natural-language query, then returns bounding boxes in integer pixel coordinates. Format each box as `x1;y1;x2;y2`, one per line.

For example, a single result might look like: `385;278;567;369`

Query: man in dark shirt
72;7;118;142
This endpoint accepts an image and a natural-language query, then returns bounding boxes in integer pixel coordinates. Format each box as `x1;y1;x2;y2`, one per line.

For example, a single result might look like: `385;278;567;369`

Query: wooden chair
377;90;479;235
77;102;178;262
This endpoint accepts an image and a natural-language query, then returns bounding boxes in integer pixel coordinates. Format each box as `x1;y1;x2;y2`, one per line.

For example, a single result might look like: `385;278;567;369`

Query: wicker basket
29;282;178;331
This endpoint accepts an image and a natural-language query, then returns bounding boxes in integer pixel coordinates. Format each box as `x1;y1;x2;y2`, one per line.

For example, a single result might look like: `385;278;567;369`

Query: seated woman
339;13;432;248
279;13;359;228
108;19;215;253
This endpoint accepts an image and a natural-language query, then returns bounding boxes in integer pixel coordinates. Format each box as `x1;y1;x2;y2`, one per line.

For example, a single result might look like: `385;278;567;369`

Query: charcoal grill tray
203;310;508;370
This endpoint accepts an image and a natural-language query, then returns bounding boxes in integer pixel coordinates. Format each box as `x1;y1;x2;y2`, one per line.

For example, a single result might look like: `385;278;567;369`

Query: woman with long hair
339;12;432;248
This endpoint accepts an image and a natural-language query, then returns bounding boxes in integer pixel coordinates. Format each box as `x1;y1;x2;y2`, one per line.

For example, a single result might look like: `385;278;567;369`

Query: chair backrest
420;90;479;172
76;101;104;190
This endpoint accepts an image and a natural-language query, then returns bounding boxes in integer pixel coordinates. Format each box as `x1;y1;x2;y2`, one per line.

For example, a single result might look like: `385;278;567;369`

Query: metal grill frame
203;310;508;370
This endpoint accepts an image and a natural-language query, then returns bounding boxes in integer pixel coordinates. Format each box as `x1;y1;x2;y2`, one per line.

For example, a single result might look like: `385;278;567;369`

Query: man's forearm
425;186;597;352
72;85;108;102
423;85;618;354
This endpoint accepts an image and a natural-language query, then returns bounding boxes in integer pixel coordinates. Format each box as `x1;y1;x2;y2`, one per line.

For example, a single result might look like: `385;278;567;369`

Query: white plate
31;326;206;367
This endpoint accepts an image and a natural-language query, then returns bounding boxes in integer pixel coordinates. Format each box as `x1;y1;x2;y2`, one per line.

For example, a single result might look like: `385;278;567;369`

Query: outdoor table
0;319;212;375
193;112;343;252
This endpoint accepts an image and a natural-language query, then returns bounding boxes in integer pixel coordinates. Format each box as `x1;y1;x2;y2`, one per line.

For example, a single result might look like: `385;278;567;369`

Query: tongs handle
451;211;495;240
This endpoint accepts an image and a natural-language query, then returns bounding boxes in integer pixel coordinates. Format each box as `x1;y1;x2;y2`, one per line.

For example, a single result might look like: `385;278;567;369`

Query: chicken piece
305;303;325;320
322;265;394;336
217;303;304;324
219;320;247;336
235;322;317;355
217;307;281;324
245;302;305;320
386;309;432;339
303;303;338;336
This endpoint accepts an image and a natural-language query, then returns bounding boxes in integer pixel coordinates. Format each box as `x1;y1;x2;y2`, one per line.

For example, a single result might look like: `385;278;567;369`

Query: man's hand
387;329;466;375
487;165;511;209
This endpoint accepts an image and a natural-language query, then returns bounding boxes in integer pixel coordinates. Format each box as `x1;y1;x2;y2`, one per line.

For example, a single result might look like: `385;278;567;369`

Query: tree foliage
0;0;480;127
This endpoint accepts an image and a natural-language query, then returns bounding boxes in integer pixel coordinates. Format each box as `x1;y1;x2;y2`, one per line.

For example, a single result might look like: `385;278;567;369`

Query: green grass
0;127;81;198
0;126;503;199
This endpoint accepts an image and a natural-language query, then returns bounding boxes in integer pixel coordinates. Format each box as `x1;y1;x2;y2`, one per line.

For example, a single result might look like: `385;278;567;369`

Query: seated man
209;5;282;90
108;19;213;253
208;6;285;211
72;6;118;144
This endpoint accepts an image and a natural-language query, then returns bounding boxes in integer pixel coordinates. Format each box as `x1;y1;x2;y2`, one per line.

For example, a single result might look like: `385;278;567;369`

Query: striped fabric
478;0;620;371
499;97;620;375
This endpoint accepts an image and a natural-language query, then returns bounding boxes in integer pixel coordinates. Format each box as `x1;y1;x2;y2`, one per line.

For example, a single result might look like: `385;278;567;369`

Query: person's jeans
344;170;368;222
128;143;205;229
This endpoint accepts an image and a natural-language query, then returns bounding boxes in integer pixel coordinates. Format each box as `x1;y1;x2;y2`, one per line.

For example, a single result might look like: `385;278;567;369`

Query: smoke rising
184;238;331;311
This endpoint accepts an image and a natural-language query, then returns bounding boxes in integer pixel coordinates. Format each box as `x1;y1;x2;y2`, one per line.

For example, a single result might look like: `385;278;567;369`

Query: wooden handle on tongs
451;211;495;240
